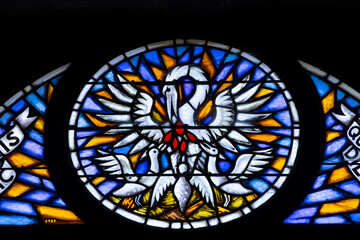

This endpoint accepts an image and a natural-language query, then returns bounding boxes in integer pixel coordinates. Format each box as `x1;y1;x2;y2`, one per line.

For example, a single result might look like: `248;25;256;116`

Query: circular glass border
67;39;300;229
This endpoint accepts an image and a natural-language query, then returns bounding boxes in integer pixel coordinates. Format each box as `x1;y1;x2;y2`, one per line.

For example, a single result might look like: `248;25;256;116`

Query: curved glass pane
68;39;300;229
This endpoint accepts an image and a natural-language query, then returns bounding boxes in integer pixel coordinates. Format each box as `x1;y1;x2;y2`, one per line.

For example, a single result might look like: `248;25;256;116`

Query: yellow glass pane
95;90;114;100
7;151;40;168
258;118;281;127
320;199;360;215
150;65;166;81
84;135;122;148
254;88;274;98
85;113;117;127
161;52;177;70
326;131;342;142
272;157;287;171
321;90;335;114
35;205;83;224
33;117;45;133
244;133;280;142
47;84;54;102
201;51;216;79
3;182;33;198
328;166;353;184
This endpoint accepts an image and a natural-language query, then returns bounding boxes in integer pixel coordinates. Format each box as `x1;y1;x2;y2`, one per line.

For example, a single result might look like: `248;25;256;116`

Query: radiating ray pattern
68;40;300;229
0;64;83;225
284;61;360;224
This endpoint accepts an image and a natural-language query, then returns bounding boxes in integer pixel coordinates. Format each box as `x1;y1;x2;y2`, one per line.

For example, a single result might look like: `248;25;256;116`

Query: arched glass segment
285;61;360;224
68;39;300;229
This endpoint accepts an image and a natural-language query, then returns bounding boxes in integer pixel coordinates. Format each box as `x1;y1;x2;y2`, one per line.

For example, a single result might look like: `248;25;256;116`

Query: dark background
0;0;360;237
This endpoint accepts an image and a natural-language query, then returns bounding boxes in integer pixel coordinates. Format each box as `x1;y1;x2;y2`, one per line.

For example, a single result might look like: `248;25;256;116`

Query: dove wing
94;74;164;151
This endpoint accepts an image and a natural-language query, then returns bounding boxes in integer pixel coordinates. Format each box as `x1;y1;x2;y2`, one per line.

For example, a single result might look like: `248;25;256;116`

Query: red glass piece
164;132;172;143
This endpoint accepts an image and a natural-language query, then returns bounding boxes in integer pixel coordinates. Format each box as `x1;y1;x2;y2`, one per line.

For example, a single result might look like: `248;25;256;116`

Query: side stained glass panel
285;61;360;224
0;64;83;225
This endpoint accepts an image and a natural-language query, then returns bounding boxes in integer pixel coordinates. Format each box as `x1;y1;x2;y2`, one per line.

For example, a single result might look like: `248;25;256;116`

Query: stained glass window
67;39;300;229
1;39;360;230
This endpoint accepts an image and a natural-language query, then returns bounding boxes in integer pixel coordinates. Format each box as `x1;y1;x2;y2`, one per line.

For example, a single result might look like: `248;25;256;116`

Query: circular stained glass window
67;39;300;229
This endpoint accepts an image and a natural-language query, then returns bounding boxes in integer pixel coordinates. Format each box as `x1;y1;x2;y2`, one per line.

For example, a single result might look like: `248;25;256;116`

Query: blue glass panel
84;164;100;176
77;113;94;128
20;189;55;204
324;137;347;157
312;174;326;189
17;173;42;187
77;138;88;148
0;127;5;136
314;216;349;224
224;53;239;63
160;152;170;170
79;148;96;158
19;139;44;160
51;75;62;86
0;199;37;216
50;198;67;207
136;160;149;174
130;55;140;68
336;89;345;101
150;85;161;96
311;75;330;97
265;128;292;136
344;96;360;108
236;60;253;79
325;114;336;128
105;71;116;82
215;62;235;81
209;48;226;68
283;206;318;224
218;160;232;173
276;147;289;156
262;169;278;183
76;130;102;138
320;164;337;172
0;112;14;126
323;155;342;164
331;124;344;131
193;46;203;57
276;137;291;147
27;129;44;144
43;179;56;192
252;68;266;81
303;189;344;205
98;180;123;195
258;93;288;112
263;82;279;90
139;61;156;82
114;144;133;155
176;46;188;57
0;215;38;225
349;213;360;223
222;149;237;160
11;99;27;112
337;180;360;195
36;85;47;99
163;47;175;57
178;51;191;64
248;178;269;193
144;50;163;67
25;93;46;116
82;96;111;113
81;159;92;167
116;61;135;73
